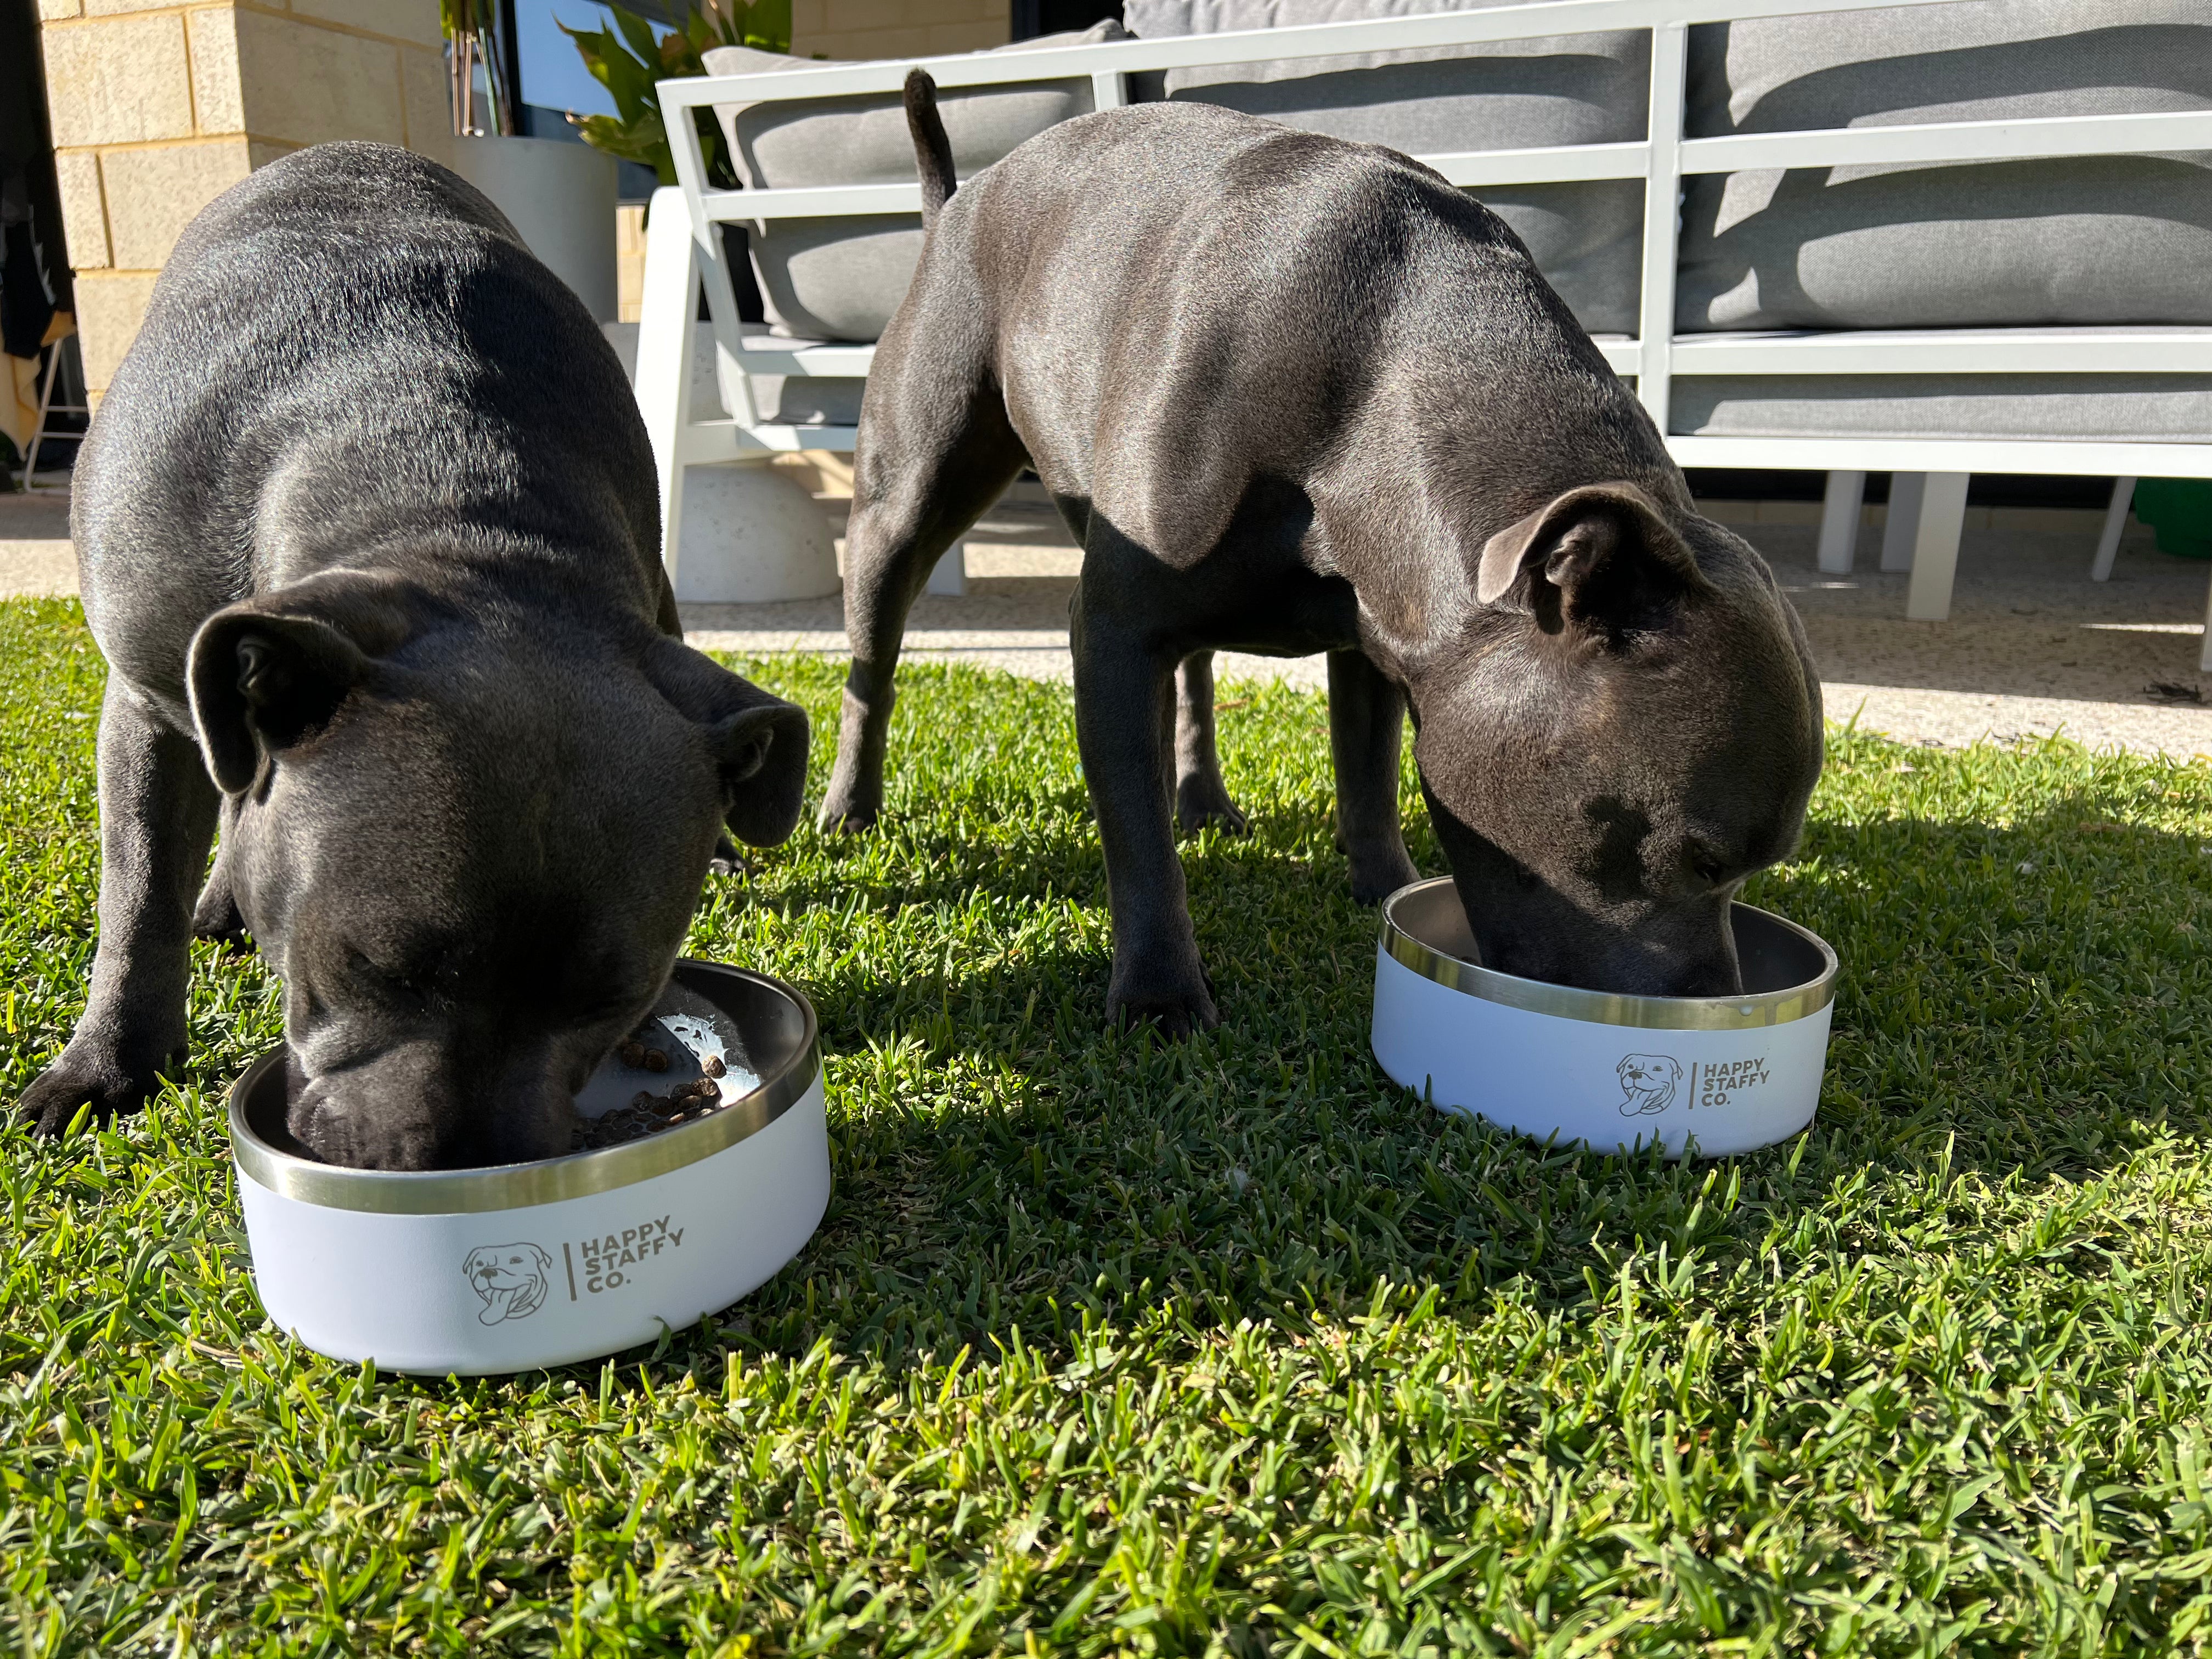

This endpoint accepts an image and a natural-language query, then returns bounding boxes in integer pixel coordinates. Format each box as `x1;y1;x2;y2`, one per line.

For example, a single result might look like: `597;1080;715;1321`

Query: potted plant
561;0;793;189
443;0;622;321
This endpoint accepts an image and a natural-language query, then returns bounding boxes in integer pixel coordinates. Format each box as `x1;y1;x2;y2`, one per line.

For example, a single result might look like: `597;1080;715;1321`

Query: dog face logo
1616;1053;1681;1118
463;1243;552;1325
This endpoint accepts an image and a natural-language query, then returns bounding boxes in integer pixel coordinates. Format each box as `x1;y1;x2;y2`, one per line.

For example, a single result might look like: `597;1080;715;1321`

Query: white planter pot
451;134;618;321
675;460;842;603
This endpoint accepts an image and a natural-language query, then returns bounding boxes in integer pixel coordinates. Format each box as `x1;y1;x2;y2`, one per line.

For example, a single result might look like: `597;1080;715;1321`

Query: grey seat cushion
1124;0;1648;334
706;23;1128;342
1671;330;2212;439
1678;1;2212;332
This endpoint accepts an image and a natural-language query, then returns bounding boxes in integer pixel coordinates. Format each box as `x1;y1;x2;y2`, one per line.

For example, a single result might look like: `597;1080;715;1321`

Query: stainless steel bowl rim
1380;878;1838;1031
227;963;820;1215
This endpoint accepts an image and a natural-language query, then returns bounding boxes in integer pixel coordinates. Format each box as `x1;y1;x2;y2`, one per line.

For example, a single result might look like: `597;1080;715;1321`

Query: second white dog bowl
228;962;830;1375
1373;878;1838;1158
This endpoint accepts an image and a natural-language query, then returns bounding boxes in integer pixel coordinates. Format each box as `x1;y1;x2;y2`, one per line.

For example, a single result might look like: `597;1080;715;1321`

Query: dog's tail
904;68;957;229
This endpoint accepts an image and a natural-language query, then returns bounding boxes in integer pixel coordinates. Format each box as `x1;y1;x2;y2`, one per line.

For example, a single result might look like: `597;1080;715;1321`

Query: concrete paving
687;493;2212;760
10;483;2210;758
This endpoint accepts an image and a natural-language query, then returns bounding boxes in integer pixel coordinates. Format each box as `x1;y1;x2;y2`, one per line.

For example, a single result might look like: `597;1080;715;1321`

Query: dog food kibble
702;1054;726;1078
618;1040;646;1068
571;1080;735;1153
643;1048;669;1073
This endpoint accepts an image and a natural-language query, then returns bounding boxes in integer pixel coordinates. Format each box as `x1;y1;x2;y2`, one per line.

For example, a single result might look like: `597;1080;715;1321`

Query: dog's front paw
1175;775;1250;838
816;792;881;834
14;1040;180;1137
1108;958;1221;1039
1346;844;1420;906
708;835;751;878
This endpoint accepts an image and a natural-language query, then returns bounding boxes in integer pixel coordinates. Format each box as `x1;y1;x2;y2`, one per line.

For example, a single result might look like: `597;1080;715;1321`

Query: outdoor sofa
634;0;2212;665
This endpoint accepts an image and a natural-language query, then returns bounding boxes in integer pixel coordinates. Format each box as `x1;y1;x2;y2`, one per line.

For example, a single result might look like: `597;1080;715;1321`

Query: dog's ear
188;576;415;795
1476;482;1712;628
644;640;812;847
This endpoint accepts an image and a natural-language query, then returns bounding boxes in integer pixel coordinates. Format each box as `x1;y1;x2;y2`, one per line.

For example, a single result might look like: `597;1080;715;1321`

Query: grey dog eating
18;143;809;1171
820;73;1824;1031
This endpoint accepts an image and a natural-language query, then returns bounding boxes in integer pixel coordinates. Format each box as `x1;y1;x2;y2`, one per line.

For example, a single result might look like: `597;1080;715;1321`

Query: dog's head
1408;481;1821;996
465;1242;550;1295
465;1242;551;1324
188;571;809;1171
1618;1053;1680;1096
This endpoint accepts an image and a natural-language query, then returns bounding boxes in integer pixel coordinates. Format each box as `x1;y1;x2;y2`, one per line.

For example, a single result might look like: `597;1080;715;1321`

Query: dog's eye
348;947;437;1003
1685;847;1731;889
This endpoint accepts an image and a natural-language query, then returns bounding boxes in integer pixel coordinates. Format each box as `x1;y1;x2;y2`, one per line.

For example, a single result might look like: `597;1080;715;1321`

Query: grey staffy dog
820;77;1821;1032
16;143;809;1169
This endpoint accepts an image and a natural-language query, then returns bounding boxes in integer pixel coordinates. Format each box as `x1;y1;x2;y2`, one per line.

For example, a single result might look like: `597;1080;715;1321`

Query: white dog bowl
227;962;831;1375
1373;878;1838;1158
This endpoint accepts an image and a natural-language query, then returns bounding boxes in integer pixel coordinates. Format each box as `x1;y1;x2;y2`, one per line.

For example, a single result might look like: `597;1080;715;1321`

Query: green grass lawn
5;595;2212;1657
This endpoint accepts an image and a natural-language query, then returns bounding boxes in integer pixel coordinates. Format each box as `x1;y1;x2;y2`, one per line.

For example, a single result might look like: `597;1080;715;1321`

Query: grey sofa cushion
1678;1;2212;332
706;24;1127;342
1124;0;1647;334
753;370;867;427
1672;329;2212;441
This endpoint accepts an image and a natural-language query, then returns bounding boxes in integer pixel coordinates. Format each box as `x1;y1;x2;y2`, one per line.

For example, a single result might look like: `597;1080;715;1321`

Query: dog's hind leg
819;352;1025;833
18;685;220;1131
1169;652;1250;836
189;803;253;955
1328;648;1419;904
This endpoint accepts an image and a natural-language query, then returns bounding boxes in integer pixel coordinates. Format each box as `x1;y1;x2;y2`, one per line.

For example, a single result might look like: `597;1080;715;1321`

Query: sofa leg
635;185;701;592
1880;472;1925;573
2201;568;2212;674
2090;476;2134;582
926;541;968;597
1904;472;1969;622
1816;470;1865;574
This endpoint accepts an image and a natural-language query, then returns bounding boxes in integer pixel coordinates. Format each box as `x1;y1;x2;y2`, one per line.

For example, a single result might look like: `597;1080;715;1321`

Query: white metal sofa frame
637;0;2212;668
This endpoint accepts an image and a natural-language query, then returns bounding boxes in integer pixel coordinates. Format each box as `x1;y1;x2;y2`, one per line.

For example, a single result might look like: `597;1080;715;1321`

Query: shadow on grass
583;784;2212;1393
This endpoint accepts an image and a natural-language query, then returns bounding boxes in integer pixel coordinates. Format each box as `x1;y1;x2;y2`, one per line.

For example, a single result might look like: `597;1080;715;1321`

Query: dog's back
895;101;1666;562
77;142;661;707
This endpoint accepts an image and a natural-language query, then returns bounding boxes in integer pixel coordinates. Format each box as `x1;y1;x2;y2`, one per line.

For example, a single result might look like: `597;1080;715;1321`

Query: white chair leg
634;185;700;591
1816;469;1865;574
2090;476;2134;582
1904;472;1969;622
926;540;968;596
19;341;64;487
1880;472;1926;573
2201;567;2212;673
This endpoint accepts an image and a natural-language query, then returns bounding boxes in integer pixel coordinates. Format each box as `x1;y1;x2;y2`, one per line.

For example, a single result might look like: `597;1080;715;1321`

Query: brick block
103;139;252;269
924;20;1007;50
398;41;454;166
72;272;157;393
53;150;109;271
41;12;194;146
290;0;443;49
814;24;933;58
823;0;910;35
38;0;84;18
83;0;185;13
187;7;245;135
233;10;406;148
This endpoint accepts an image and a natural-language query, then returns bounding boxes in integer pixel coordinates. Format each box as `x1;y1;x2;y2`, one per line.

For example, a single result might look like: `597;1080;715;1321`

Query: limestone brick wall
36;0;450;402
792;0;1007;62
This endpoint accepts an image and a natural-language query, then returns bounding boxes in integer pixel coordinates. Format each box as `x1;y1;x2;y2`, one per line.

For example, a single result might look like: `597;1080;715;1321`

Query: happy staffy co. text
563;1216;686;1299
